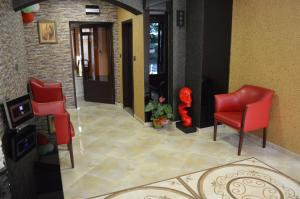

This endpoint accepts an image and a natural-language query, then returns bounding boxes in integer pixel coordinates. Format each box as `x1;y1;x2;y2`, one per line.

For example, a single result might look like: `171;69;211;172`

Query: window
149;22;159;74
149;16;166;75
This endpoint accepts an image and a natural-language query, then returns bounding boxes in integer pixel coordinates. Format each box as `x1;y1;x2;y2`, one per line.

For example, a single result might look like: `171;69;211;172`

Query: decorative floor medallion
197;164;298;199
92;158;300;199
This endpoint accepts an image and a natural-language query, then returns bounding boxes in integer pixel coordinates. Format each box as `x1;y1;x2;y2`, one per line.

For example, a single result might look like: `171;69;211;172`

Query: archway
13;0;143;14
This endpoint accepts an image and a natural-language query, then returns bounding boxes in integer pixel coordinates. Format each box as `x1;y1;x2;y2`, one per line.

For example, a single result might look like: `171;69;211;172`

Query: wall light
85;5;100;15
177;10;184;27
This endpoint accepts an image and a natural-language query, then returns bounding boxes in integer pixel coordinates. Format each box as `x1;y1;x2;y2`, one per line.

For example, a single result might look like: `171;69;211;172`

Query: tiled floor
60;101;300;199
96;158;300;199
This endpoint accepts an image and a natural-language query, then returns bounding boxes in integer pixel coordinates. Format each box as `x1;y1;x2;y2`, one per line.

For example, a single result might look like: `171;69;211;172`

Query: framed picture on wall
38;20;58;44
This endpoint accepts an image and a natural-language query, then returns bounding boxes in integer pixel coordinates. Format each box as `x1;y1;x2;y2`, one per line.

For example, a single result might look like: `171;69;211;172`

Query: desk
2;125;64;199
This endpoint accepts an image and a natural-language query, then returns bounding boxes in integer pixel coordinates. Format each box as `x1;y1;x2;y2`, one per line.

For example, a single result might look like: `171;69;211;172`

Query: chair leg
213;120;218;141
67;141;75;168
263;128;267;148
238;130;244;156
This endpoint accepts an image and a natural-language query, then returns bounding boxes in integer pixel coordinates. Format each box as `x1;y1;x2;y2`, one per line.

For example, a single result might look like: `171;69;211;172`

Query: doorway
122;20;134;114
70;22;115;105
148;15;168;101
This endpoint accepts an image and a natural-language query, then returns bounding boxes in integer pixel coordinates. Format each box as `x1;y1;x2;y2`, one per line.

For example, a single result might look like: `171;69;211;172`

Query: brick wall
0;0;29;170
23;0;121;107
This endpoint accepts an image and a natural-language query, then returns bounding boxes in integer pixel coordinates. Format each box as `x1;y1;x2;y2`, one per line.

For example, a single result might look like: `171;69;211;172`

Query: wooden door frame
80;30;92;100
69;26;78;108
122;19;134;113
69;21;115;106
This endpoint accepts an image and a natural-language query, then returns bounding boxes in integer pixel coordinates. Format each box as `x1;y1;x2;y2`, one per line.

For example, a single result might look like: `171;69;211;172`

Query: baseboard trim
115;102;123;108
198;125;300;160
133;114;149;126
247;133;300;161
143;122;152;127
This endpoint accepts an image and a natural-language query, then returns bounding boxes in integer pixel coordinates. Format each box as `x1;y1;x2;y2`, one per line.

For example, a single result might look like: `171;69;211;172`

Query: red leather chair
214;85;274;155
32;101;75;168
29;77;65;103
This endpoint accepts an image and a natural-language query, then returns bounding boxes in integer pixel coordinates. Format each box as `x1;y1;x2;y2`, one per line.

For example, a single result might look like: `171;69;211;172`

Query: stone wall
0;0;29;169
23;0;120;106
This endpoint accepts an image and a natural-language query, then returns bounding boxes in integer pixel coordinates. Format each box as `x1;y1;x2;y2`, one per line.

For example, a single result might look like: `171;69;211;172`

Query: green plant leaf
167;113;174;120
146;100;173;120
145;101;154;112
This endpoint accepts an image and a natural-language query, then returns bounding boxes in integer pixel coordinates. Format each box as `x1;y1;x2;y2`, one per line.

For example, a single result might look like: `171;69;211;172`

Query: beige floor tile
61;101;300;199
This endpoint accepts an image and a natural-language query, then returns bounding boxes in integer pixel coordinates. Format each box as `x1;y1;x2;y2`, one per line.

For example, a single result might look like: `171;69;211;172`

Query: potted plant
145;97;174;129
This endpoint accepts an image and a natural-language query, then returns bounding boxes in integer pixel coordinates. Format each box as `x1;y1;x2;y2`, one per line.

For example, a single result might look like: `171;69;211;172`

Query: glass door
80;24;114;103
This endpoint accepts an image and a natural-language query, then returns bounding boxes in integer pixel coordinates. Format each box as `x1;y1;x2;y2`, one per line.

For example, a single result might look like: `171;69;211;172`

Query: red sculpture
178;87;193;127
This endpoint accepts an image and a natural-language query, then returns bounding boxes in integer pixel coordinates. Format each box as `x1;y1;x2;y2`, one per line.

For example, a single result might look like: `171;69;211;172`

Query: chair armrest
215;92;242;112
243;99;273;132
44;82;62;88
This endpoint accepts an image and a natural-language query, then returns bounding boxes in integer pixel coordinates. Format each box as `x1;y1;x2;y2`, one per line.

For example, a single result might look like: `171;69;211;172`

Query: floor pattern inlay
92;158;300;199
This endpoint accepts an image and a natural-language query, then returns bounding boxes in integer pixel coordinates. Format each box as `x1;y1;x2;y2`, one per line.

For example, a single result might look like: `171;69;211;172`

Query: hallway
60;103;300;199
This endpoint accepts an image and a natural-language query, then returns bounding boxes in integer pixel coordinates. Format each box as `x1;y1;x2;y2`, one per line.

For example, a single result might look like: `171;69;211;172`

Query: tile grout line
176;177;200;199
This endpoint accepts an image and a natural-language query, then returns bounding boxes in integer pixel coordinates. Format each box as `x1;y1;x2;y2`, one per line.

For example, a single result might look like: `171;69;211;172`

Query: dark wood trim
122;19;134;113
70;21;113;28
68;24;78;108
144;10;150;116
108;24;116;104
69;22;115;104
104;0;142;15
238;130;244;156
13;0;45;11
213;119;217;141
238;108;247;156
263;128;267;148
166;0;173;114
13;0;143;14
121;19;133;26
67;114;74;168
67;141;74;168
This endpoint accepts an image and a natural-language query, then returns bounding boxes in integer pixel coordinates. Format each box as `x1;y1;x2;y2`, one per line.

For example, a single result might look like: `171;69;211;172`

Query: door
80;24;114;103
122;21;134;109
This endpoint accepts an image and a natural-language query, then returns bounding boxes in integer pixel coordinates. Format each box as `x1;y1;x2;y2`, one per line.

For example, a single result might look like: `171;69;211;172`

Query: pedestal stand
176;122;197;134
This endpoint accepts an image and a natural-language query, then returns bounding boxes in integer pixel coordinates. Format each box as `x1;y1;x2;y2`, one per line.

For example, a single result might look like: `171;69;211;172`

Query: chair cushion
214;112;243;129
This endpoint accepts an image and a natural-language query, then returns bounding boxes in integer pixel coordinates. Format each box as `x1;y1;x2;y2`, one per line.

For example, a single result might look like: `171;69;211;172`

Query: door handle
82;59;89;67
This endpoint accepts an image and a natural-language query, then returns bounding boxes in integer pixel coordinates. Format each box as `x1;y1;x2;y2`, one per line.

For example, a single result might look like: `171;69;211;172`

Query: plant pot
22;12;35;23
152;118;169;129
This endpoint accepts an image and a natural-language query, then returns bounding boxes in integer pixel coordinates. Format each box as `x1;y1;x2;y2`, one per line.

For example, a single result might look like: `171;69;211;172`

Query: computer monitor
2;94;34;130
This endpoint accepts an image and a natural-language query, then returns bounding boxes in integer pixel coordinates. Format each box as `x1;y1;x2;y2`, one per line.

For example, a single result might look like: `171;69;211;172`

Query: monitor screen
3;94;34;129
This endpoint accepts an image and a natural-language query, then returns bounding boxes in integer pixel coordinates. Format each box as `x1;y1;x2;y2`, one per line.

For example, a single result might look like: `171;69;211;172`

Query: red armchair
32;101;75;168
214;85;274;155
29;77;65;103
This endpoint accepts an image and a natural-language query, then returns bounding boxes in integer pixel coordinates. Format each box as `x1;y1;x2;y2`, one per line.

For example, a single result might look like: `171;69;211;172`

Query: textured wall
230;0;300;154
117;8;145;121
0;0;29;169
172;0;186;117
112;0;143;13
23;0;120;106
